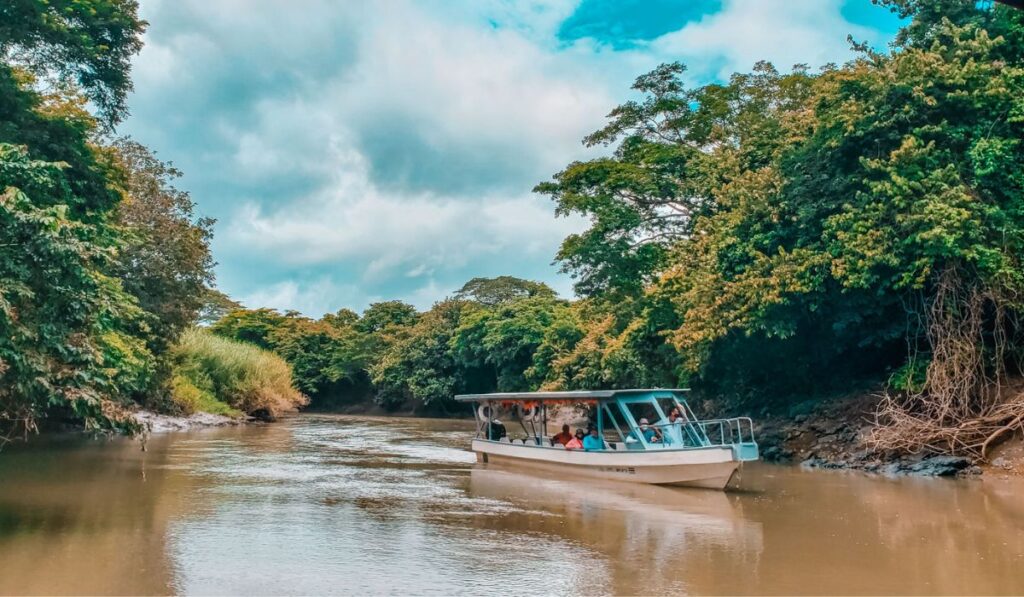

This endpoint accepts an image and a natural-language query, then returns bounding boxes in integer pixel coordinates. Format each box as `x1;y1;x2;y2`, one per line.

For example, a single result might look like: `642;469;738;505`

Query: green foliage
210;308;288;350
454;276;556;306
210;304;416;406
0;0;147;125
8;0;1022;444
109;137;215;352
169;373;242;418
0;143;147;435
450;295;567;391
535;61;816;300
0;2;222;439
171;329;306;419
534;2;1024;411
371;300;477;410
535;298;684;392
202;0;1023;426
354;300;419;334
889;359;929;394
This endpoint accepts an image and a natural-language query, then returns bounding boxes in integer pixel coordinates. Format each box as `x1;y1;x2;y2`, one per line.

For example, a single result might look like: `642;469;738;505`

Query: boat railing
640;417;755;446
695;417;756;447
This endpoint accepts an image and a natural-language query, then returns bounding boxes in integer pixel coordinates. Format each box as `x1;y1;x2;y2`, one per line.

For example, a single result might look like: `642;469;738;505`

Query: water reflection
0;415;1022;595
468;467;764;594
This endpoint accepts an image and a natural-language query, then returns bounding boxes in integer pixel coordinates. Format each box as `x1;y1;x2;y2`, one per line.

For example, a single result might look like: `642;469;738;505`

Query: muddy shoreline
752;392;1023;477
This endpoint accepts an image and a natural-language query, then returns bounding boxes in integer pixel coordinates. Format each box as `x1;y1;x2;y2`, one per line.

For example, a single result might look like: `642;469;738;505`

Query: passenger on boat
551;424;573;446
487;419;507;441
637;418;662;443
564;429;585;450
582;428;604;451
663;408;685;445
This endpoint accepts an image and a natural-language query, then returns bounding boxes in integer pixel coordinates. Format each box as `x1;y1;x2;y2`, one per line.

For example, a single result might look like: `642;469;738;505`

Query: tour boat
455;389;759;490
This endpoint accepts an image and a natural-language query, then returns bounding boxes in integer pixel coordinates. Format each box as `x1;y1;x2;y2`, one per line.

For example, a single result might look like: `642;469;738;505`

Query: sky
122;0;904;317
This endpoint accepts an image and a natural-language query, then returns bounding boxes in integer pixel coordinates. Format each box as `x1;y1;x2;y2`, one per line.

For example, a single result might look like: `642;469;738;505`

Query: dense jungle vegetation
3;0;1024;459
0;0;301;443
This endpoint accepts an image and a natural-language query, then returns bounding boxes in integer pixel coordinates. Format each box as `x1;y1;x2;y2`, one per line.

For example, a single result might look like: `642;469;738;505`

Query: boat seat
553;443;566;449
499;437;511;443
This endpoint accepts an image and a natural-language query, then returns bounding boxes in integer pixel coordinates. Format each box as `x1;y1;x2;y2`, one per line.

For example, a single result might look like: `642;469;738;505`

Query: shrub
172;329;307;419
169;374;242;418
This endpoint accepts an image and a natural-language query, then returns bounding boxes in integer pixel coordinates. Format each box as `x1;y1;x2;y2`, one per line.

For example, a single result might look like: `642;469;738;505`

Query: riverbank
753;391;1024;477
132;410;249;433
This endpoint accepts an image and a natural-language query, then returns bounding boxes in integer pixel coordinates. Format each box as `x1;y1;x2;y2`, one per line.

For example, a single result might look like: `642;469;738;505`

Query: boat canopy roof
454;389;689;403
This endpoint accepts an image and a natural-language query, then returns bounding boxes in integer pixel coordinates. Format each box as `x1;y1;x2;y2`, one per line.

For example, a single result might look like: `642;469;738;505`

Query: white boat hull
472;439;742;490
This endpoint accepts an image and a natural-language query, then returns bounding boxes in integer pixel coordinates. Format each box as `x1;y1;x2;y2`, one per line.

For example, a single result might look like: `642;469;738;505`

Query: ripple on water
5;414;1024;595
159;416;608;595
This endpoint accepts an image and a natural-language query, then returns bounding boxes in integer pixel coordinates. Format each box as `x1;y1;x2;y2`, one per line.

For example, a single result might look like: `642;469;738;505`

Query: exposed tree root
868;266;1024;461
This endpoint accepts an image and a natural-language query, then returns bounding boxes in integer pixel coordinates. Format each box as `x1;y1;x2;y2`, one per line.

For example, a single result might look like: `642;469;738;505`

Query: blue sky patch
558;0;722;48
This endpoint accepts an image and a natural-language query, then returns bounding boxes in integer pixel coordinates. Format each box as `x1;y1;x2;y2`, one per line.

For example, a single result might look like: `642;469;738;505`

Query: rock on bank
753;392;982;477
132;410;247;433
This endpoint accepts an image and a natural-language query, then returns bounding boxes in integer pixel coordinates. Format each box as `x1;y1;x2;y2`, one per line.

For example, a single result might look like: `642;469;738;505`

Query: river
0;414;1022;595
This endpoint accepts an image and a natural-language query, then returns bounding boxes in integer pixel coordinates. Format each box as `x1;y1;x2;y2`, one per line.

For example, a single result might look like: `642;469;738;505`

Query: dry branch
868;266;1024;461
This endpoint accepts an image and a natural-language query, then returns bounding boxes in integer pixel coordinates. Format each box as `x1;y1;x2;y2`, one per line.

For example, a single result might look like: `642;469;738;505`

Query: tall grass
171;329;308;418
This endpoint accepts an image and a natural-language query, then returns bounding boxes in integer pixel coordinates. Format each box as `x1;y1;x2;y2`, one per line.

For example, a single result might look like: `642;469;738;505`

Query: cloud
326;1;617;196
650;0;890;79
222;143;584;312
123;0;901;316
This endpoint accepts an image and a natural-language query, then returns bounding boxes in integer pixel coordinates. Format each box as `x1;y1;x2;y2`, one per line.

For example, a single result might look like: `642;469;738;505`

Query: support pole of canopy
542;403;548;445
517;406;530;440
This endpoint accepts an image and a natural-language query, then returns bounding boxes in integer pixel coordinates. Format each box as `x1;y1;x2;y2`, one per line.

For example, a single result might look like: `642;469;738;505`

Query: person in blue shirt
582;428;604;451
631;418;662;444
663;408;684;446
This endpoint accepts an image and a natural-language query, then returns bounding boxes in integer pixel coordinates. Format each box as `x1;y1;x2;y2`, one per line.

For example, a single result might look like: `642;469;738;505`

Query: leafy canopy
0;0;146;125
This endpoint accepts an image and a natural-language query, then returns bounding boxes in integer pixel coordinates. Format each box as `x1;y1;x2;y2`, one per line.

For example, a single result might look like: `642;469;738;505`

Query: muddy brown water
0;414;1022;595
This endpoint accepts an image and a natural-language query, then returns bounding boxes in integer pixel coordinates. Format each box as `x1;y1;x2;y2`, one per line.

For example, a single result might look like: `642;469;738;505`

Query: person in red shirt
551;424;573;446
565;428;585;450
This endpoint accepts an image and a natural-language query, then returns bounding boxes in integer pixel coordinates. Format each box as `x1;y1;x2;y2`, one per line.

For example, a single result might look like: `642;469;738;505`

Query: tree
876;0;1024;62
535;298;683;392
532;0;1024;460
197;287;242;326
535;62;815;299
355;301;419;334
371;300;475;411
322;308;359;328
210;308;288;350
454;276;556;306
0;3;149;437
109;137;215;355
0;0;146;126
450;295;567;391
0;144;146;439
210;308;378;404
